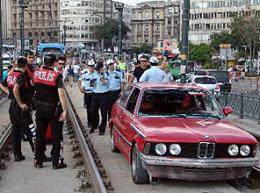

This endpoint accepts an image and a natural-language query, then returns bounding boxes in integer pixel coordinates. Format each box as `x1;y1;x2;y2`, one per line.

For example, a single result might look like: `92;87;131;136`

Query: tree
189;43;214;65
132;44;153;55
230;13;260;71
93;19;130;50
209;31;235;51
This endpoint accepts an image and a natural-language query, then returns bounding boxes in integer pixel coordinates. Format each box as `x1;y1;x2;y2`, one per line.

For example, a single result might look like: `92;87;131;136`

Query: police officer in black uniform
33;54;67;169
7;57;32;161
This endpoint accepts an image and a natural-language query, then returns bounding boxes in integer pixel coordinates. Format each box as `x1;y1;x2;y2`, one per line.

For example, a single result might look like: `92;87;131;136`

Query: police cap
44;54;57;67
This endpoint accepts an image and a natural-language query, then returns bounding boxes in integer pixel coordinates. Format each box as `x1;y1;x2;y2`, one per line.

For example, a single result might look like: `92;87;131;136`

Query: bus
37;43;65;59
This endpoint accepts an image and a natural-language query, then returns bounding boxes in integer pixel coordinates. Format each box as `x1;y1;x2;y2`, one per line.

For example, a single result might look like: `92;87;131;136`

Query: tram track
65;89;114;193
0;124;12;170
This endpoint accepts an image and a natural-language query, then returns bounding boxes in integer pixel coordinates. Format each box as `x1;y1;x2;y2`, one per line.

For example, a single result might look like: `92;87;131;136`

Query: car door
113;86;133;154
120;88;141;160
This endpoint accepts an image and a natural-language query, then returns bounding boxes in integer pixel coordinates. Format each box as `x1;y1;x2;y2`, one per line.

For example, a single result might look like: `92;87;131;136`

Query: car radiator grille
197;142;215;158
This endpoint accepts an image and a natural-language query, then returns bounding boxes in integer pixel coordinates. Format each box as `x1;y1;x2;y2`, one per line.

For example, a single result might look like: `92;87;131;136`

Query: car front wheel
131;144;149;184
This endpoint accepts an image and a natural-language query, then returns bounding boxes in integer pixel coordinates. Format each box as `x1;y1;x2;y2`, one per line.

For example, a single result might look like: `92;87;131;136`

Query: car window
208;71;229;82
120;86;133;107
126;88;140;114
138;88;223;119
194;77;217;84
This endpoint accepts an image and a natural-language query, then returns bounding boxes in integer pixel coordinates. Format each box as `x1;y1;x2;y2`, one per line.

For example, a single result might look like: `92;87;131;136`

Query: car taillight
191;83;197;87
215;85;221;92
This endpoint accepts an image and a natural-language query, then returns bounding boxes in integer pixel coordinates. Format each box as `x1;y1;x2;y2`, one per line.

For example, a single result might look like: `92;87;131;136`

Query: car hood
133;117;257;144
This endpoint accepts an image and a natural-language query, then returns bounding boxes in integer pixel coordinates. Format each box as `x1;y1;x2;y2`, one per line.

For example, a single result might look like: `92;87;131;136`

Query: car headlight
155;143;167;155
169;144;181;156
240;145;250;157
228;144;239;156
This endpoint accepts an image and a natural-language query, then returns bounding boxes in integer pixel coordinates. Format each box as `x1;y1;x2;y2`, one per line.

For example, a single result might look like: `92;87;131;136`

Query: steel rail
65;91;107;193
0;124;11;151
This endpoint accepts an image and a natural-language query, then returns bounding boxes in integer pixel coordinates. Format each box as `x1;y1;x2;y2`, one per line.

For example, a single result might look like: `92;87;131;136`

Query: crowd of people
0;51;67;169
0;50;175;170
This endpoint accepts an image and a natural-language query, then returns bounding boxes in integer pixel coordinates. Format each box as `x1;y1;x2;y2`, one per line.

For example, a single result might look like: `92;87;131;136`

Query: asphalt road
231;79;259;97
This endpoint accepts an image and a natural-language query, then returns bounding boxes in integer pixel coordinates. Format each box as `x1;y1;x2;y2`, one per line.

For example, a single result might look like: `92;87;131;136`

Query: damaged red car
109;83;258;184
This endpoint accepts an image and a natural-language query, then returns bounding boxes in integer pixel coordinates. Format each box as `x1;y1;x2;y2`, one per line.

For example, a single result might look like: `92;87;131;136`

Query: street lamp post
0;0;3;81
181;0;190;75
19;0;27;56
115;2;124;57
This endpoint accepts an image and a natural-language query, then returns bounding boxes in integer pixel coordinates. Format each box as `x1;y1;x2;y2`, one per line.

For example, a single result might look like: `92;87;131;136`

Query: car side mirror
223;107;233;116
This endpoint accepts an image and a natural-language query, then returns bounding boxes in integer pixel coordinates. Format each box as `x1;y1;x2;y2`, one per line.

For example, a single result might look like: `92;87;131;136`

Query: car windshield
194;77;217;84
138;88;224;119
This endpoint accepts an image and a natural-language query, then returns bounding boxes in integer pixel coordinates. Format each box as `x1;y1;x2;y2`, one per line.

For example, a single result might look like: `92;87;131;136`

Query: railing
215;91;260;124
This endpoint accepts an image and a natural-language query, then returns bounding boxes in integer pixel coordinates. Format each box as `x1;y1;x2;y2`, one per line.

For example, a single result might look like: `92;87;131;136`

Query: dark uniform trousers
9;100;35;156
108;89;121;120
90;92;108;133
35;104;62;166
84;93;92;126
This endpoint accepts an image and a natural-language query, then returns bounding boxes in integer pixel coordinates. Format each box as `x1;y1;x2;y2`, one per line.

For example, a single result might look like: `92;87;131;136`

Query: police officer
8;57;33;161
107;60;124;120
90;62;109;135
33;54;67;169
78;60;95;127
139;56;166;83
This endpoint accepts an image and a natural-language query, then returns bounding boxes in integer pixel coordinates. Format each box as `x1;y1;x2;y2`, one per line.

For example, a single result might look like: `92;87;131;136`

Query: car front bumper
140;153;259;181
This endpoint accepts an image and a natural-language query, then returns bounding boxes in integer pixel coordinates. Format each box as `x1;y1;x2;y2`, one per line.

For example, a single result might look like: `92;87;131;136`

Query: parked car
188;75;220;92
109;83;258;184
195;70;231;92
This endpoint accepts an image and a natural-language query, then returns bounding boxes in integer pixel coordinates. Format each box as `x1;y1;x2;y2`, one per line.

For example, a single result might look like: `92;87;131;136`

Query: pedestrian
78;60;95;127
73;62;80;82
139;56;166;83
32;54;67;169
107;60;124;120
90;62;109;135
160;58;173;83
8;57;33;161
128;55;150;84
67;64;74;87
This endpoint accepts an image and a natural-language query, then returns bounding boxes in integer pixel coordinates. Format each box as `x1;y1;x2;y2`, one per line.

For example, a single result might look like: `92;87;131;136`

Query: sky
116;0;161;6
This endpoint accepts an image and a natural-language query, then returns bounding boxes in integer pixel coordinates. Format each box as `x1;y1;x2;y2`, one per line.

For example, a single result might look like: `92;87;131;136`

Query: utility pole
181;0;190;75
0;0;3;81
19;0;27;56
115;2;124;57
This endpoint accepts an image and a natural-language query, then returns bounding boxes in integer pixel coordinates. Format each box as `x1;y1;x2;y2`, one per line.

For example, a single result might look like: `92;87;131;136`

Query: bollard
224;92;228;107
239;93;244;119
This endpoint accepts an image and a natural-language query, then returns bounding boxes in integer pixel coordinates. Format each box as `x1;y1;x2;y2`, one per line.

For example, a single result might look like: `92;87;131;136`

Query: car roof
134;83;204;90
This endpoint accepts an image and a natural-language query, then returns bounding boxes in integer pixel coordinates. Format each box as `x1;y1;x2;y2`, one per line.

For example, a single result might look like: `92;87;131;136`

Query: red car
109;83;258;184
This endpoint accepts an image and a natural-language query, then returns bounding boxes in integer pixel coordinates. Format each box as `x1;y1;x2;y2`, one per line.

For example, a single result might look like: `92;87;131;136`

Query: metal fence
215;92;260;123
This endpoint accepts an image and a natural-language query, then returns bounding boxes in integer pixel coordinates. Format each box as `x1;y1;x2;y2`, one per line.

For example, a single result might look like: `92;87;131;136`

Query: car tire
111;127;119;153
131;144;149;184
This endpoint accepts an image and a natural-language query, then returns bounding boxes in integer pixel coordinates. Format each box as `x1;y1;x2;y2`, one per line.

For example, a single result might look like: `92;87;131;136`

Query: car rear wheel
131;144;149;184
111;127;119;153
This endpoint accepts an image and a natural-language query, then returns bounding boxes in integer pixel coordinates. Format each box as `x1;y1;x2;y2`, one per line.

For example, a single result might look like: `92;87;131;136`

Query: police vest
33;68;60;104
7;70;24;99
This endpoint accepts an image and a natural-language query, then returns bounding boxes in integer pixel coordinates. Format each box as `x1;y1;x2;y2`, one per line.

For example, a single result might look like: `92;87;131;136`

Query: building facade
10;0;60;49
131;0;180;48
189;0;260;44
2;0;12;42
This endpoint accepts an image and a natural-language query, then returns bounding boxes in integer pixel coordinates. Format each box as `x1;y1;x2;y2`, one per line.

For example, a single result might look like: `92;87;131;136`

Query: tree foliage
94;18;130;43
189;43;214;65
209;31;235;51
132;44;153;54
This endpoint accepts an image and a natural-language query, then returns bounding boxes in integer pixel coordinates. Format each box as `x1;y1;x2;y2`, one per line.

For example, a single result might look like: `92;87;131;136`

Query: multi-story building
10;0;60;49
60;0;104;48
131;0;180;48
2;0;12;42
189;0;260;44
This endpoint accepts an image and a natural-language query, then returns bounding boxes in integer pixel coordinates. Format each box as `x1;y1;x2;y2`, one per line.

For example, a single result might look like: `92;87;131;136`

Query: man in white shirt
139;56;166;83
73;62;80;82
